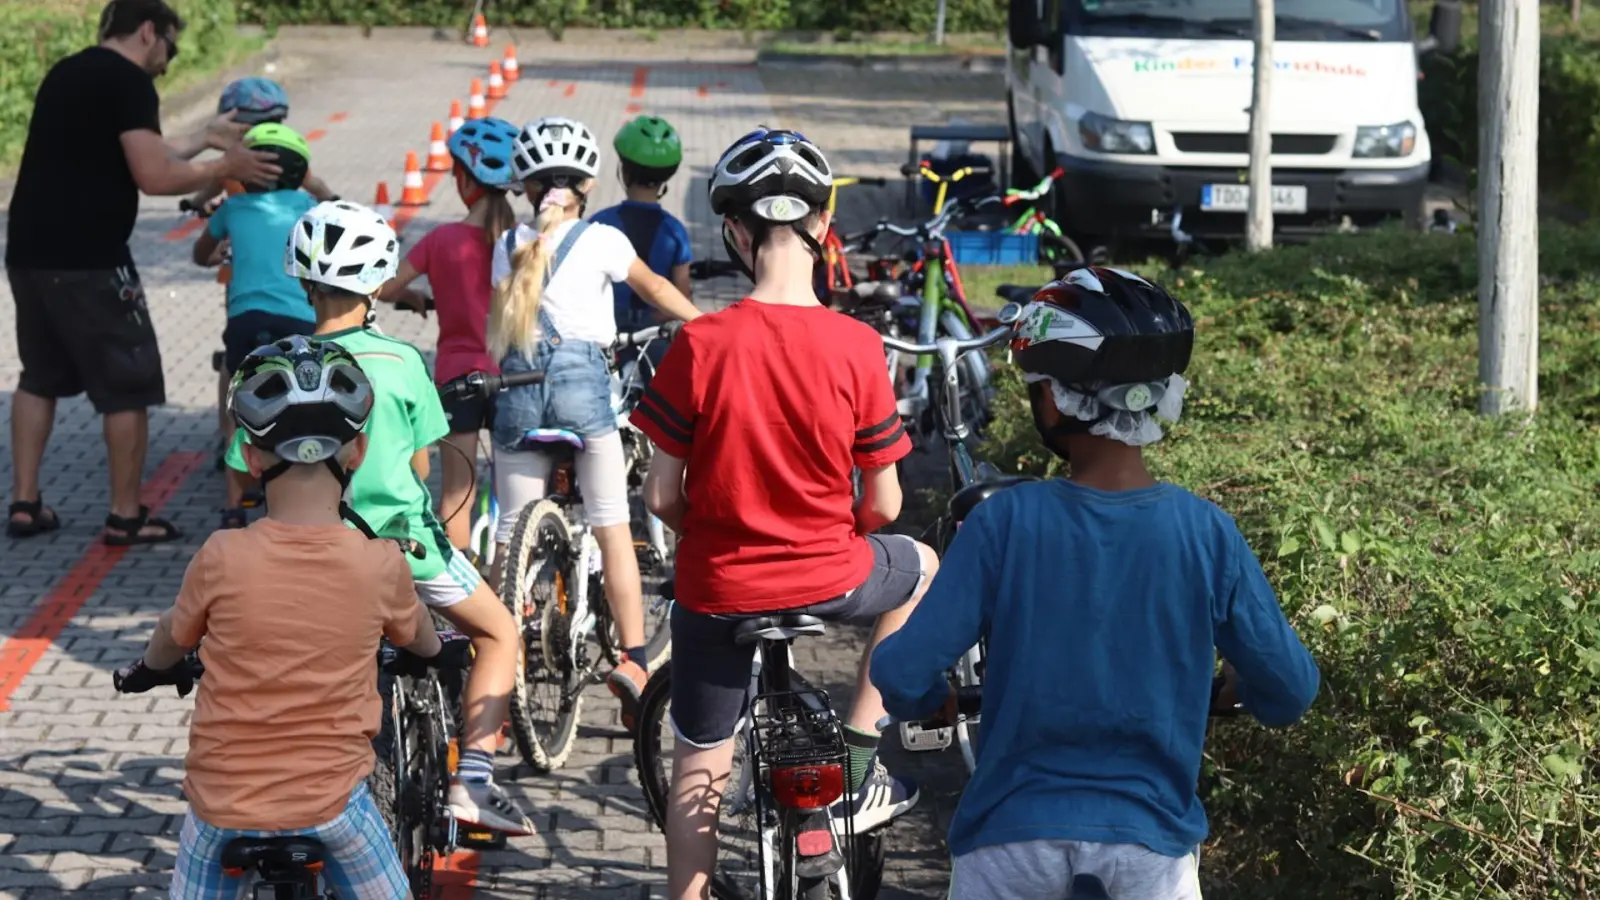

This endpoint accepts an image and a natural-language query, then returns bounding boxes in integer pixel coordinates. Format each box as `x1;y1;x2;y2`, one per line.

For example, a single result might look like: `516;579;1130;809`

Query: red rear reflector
797;828;834;857
771;763;845;809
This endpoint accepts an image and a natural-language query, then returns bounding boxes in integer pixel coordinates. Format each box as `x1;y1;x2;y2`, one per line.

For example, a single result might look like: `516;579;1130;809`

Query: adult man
6;0;278;543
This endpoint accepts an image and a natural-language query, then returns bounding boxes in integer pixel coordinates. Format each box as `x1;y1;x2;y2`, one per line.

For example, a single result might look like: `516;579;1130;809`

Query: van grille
1171;133;1338;155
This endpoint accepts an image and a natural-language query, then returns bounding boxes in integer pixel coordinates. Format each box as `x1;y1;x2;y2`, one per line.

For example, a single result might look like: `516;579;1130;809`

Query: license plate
1200;183;1308;214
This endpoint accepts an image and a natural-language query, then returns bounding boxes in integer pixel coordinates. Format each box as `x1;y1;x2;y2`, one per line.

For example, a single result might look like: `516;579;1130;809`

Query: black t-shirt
6;47;161;270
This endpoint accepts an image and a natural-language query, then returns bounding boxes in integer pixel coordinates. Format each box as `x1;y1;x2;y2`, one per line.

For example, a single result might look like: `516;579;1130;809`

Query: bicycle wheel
1039;232;1085;266
501;499;585;772
635;669;884;900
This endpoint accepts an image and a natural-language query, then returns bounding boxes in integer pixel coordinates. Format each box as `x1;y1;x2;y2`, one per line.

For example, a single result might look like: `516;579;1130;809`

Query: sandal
104;506;183;546
6;497;61;538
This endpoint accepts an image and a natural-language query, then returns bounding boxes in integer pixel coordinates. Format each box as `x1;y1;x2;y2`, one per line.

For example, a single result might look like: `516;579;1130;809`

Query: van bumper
1053;153;1431;240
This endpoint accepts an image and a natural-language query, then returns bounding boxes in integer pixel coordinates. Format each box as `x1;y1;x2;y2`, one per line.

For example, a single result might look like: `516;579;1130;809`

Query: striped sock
457;748;494;784
843;725;880;794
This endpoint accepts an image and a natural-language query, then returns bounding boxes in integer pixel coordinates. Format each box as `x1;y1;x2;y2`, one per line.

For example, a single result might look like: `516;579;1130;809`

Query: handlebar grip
495;370;546;390
689;259;741;280
899;162;923;178
858;176;888;187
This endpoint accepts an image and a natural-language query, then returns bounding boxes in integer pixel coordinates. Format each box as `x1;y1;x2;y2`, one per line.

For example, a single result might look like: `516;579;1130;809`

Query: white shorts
949;839;1202;900
413;547;483;609
493;430;631;543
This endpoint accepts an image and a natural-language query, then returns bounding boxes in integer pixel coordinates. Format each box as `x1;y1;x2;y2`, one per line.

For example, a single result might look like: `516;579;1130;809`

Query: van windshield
1066;0;1412;42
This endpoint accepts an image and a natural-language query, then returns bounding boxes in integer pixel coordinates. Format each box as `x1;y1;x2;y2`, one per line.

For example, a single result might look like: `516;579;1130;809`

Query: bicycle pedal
456;827;505;850
899;721;953;752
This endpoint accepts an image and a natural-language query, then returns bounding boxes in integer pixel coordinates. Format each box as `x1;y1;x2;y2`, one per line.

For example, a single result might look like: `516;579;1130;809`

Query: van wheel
1007;97;1037;189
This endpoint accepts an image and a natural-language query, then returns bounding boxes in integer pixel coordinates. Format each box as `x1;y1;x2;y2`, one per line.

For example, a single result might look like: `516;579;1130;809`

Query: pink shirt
406;222;497;383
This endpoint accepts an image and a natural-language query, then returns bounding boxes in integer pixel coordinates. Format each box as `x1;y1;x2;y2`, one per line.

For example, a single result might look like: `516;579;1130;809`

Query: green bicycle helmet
243;122;311;193
614;115;682;185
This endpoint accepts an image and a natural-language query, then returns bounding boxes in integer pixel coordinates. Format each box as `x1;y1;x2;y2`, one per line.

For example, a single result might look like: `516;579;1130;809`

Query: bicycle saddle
220;836;325;873
948;476;1039;524
733;614;827;646
516;428;585;453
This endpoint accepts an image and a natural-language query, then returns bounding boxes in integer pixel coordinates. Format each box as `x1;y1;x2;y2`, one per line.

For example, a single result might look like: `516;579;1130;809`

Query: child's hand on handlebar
113;658;197;699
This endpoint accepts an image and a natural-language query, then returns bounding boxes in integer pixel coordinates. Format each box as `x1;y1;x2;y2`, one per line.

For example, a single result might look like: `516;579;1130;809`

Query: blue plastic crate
945;230;1039;265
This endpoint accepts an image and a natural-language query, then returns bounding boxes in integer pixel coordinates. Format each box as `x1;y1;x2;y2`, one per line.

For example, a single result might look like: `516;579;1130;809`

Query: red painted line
0;451;208;712
328;111;349;123
305;128;328;142
164;217;206;242
696;84;709;98
630;66;648;98
563;83;576;98
547;78;559;87
435;849;480;899
625;103;642;115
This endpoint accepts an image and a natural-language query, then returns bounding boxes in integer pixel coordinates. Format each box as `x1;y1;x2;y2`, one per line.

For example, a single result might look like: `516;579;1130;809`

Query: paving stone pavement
0;29;1003;899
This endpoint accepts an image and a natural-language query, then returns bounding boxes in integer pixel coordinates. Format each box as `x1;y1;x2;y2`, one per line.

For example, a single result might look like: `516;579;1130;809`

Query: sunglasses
161;31;179;62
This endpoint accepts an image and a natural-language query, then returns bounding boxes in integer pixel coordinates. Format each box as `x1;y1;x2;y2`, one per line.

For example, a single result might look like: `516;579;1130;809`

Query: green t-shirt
228;325;454;579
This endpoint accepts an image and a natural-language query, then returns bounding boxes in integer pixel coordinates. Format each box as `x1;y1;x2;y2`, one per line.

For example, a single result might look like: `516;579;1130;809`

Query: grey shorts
950;839;1203;900
9;266;165;414
669;533;926;748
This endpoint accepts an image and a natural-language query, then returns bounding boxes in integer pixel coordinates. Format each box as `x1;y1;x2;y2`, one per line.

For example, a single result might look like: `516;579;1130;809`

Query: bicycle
442;326;678;773
113;638;468;899
818;175;889;298
632;581;885;900
999;167;1086;266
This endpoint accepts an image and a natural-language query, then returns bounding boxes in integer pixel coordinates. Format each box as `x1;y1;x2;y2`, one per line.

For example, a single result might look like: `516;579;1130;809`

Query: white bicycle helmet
285;200;399;295
708;127;833;224
511;116;601;183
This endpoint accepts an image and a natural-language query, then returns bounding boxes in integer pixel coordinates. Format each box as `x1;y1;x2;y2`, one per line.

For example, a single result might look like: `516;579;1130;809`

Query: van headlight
1353;122;1417;158
1078;112;1155;155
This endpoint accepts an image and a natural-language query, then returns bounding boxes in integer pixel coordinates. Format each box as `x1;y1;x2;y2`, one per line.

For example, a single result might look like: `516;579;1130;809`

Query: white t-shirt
491;219;637;346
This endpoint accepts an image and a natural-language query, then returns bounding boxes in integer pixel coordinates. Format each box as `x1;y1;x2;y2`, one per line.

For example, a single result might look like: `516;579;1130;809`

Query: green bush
1419;23;1600;214
973;229;1600;898
236;0;1004;35
0;0;251;169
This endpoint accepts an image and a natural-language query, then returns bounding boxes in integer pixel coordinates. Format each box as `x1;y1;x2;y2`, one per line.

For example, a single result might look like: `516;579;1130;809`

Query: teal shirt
228;326;453;579
208;190;318;322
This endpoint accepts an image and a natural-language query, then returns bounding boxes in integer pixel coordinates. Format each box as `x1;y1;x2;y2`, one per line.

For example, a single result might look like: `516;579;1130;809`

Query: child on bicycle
869;267;1321;900
589;114;694;384
490;116;701;721
185;77;335;214
634;128;938;900
113;336;450;899
224;200;535;835
192;122;317;529
375;117;521;554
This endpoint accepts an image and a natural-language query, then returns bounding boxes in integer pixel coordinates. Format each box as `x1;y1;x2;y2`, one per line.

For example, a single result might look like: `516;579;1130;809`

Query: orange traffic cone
487;62;507;100
425;122;451;172
397;152;428;207
502;46;520;82
447;99;465;135
470;13;489;47
374;181;395;224
467;79;487;119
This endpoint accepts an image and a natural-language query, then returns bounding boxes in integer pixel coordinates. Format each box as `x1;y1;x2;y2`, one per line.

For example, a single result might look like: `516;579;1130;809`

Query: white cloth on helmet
1024;372;1188;447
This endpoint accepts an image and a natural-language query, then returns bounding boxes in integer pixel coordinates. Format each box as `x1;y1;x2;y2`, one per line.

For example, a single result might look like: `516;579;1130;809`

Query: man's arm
122;130;280;197
871;506;997;721
643;450;688;533
1213;527;1321;727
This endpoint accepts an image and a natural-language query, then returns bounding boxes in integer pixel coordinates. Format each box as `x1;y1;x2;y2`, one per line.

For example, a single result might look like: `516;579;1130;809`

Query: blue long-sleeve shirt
871;479;1320;859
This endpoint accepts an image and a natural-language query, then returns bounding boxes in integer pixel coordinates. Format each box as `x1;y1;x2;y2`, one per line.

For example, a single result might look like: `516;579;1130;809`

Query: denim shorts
491;339;616;452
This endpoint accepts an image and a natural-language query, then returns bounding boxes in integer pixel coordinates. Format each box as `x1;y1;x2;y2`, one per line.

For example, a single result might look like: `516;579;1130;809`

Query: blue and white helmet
218;77;289;126
447;117;521;190
708;128;833;224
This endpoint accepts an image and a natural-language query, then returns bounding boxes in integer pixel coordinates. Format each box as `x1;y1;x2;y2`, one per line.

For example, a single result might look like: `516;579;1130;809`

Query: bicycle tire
1038;233;1085;266
501;499;585;772
635;669;885;900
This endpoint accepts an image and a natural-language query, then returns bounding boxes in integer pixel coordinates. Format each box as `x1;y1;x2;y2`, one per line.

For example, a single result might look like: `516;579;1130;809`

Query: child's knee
911;540;940;588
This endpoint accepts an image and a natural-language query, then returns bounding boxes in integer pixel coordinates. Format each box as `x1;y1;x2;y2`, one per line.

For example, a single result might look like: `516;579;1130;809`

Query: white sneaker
832;758;919;834
448;779;535;836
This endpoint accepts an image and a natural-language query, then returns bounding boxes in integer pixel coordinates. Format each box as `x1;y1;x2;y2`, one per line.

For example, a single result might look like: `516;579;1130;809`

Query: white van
1005;0;1461;243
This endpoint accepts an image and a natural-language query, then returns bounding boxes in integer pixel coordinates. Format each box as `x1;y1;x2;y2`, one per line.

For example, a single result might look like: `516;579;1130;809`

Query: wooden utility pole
1244;0;1274;251
1477;0;1540;414
1571;0;1581;26
935;0;948;45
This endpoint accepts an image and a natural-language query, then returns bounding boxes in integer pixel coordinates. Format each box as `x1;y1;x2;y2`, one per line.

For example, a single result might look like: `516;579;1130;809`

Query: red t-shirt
406;222;497;383
630;299;910;614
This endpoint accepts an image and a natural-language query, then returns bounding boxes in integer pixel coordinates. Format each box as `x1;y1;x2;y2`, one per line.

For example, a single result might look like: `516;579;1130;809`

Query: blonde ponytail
488;180;593;360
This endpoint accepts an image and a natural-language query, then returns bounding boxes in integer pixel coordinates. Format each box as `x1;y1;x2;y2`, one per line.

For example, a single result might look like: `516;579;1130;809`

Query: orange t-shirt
169;518;423;829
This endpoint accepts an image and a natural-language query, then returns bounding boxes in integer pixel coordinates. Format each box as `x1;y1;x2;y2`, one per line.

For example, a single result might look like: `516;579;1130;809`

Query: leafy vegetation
963;228;1600;898
0;0;260;171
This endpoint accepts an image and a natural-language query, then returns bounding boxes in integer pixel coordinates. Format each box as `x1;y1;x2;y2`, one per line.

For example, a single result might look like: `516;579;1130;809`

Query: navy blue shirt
590;200;692;329
871;479;1320;858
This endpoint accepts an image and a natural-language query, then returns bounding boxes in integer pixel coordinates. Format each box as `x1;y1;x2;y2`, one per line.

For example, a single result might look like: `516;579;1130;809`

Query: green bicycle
999;166;1085;265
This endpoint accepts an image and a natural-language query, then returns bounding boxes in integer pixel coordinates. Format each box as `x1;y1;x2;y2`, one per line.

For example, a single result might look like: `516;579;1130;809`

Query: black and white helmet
285;201;398;295
229;336;373;467
708;128;833;224
511;116;601;183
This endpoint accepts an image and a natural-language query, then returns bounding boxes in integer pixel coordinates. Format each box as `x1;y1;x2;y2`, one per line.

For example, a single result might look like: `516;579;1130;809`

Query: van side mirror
1009;0;1053;49
1419;1;1461;55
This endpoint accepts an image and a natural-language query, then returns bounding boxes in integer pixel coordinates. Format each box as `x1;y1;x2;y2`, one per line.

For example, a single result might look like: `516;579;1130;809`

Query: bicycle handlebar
439;370;546;401
1003;167;1067;205
613;322;682;349
900;161;994;182
689;259;742;280
881;326;1011;357
836;176;889;188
